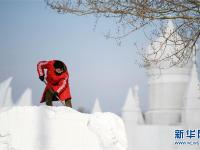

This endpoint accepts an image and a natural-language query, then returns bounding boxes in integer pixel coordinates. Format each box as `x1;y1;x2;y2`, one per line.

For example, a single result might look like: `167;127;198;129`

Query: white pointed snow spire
185;63;200;107
92;98;102;113
0;77;13;107
146;20;192;68
17;88;32;106
122;86;140;112
165;19;175;37
182;63;200;125
3;86;13;107
122;85;144;124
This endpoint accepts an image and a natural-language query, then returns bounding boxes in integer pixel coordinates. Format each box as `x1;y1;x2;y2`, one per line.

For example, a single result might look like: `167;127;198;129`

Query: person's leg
45;89;53;106
64;99;72;108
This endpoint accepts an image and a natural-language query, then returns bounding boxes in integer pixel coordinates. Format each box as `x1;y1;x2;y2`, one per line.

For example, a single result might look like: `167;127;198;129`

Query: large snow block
0;106;127;150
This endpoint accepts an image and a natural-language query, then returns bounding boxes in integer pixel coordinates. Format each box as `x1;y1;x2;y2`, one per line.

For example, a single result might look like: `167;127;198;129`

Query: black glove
52;92;58;100
39;76;45;81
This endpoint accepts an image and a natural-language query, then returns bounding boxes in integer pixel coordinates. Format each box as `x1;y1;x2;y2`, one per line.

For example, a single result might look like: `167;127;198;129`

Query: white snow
0;77;13;107
88;112;127;150
146;20;193;68
122;86;140;112
0;106;128;150
121;86;144;124
3;87;13;107
182;63;200;125
92;98;102;113
17;88;32;106
0;78;127;150
185;64;200;101
0;77;33;107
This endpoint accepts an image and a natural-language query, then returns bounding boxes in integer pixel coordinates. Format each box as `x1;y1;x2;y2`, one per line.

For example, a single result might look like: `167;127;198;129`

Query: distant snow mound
0;106;127;150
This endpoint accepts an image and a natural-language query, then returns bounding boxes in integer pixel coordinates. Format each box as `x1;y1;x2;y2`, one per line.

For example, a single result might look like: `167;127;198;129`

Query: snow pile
88;112;127;150
0;106;127;150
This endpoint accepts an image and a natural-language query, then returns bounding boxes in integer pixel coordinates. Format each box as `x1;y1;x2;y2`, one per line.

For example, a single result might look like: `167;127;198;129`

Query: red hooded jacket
37;60;71;103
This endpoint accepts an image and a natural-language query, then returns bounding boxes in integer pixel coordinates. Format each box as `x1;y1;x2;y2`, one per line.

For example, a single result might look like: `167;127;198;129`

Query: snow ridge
0;106;127;150
88;112;127;150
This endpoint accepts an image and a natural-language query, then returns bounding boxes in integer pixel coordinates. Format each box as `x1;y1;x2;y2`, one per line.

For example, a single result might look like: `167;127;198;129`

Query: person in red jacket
37;60;72;107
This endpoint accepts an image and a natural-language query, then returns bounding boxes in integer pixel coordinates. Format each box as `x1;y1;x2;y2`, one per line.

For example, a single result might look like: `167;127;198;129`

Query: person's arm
37;61;49;77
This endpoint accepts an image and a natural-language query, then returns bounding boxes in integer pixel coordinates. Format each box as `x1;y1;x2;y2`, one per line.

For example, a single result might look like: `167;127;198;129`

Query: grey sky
0;0;149;114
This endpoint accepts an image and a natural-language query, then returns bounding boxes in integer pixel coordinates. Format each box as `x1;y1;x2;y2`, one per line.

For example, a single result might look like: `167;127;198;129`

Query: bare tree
45;0;200;68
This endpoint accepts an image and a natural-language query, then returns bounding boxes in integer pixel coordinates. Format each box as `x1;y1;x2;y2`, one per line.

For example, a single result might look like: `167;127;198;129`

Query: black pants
45;89;72;108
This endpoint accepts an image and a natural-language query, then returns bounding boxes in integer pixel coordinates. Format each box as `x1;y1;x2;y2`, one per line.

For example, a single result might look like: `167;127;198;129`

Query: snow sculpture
92;98;102;113
121;86;143;150
145;20;193;125
0;77;13;107
17;88;32;106
0;106;128;150
183;63;200;125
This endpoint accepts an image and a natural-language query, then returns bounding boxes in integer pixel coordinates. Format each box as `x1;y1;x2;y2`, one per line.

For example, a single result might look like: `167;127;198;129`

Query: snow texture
0;106;127;150
0;77;33;107
121;86;144;124
88;112;127;150
92;98;102;113
0;77;13;107
17;88;32;106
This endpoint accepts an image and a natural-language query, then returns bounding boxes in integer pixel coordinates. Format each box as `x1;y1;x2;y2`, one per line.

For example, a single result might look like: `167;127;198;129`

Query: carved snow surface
92;98;102;113
0;106;127;150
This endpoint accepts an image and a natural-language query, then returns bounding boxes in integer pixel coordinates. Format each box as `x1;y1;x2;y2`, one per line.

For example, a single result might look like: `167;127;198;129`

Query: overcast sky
0;0;149;114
